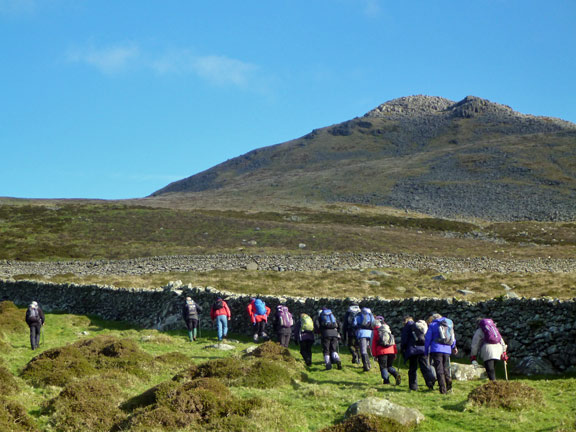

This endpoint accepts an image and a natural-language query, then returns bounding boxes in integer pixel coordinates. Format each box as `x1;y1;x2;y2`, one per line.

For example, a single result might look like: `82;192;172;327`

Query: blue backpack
254;299;267;316
320;309;338;329
436;318;455;346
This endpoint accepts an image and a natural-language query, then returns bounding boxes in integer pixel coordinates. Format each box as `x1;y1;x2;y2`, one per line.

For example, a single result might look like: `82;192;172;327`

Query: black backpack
213;299;224;310
27;307;39;323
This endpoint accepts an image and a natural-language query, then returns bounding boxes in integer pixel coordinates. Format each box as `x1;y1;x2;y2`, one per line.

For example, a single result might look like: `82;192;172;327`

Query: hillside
150;95;576;221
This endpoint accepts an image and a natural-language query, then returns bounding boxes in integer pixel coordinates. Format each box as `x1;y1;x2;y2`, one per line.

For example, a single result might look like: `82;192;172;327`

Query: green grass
1;302;575;431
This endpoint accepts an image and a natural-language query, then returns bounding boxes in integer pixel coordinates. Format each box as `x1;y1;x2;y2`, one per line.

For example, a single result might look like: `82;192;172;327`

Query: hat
31;301;38;307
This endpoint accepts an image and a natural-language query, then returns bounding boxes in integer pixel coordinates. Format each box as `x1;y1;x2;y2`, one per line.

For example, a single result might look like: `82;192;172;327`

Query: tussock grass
319;414;410;432
467;381;543;410
0;398;39;432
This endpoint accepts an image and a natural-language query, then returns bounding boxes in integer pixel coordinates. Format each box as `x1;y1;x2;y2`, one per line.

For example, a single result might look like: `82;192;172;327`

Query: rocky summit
150;95;576;221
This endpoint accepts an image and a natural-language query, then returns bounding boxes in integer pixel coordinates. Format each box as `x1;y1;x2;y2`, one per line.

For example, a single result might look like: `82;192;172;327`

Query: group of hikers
24;297;508;394
180;297;509;394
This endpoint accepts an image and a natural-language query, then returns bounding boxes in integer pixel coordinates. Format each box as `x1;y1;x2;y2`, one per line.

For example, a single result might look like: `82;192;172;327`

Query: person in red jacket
372;317;401;385
210;298;231;341
247;298;271;342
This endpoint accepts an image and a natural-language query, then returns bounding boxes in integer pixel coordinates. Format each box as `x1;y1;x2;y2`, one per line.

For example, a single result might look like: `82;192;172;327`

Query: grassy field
1;200;576;261
1;302;575;432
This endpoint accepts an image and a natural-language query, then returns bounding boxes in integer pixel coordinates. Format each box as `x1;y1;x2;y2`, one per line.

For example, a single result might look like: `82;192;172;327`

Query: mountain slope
151;95;576;221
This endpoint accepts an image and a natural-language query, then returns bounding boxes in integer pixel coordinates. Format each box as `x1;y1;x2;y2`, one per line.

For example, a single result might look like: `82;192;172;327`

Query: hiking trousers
277;330;291;347
216;315;228;340
29;323;41;350
346;333;360;363
358;337;371;371
408;354;436;390
484;359;497;381
431;352;452;394
376;354;398;382
300;339;314;366
321;336;341;367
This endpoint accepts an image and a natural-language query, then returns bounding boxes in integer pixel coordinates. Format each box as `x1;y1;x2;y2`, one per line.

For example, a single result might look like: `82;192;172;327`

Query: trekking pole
41;325;45;347
198;319;202;339
504;360;509;381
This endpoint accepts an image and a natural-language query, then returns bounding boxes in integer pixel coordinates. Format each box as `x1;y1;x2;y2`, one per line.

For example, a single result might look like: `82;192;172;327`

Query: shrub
0;301;28;334
240;359;293;389
21;335;155;387
174;357;246;382
45;378;126;432
0;397;39;432
467;381;543;410
319;414;410;432
248;340;297;364
154;351;190;366
0;365;19;395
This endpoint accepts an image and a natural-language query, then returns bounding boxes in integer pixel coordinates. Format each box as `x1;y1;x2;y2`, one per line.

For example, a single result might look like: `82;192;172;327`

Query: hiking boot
337;362;342;370
325;363;332;371
395;374;402;386
383;379;390;385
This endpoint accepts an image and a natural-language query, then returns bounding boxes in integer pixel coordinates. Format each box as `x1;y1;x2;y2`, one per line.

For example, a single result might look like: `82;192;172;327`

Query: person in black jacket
182;297;203;342
342;305;361;365
25;301;45;350
316;307;342;370
400;316;436;391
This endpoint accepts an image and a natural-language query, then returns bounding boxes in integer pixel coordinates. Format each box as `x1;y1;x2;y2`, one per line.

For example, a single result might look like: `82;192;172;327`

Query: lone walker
25;301;45;350
182;296;203;342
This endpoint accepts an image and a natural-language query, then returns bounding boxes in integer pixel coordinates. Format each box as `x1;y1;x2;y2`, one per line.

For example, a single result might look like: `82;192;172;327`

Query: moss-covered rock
247;340;297;364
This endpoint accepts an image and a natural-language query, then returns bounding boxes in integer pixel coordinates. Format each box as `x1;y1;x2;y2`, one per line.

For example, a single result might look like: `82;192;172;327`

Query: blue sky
1;0;575;199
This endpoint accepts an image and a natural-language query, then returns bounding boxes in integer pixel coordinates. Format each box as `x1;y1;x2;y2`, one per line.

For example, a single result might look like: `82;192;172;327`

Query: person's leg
418;354;435;389
281;332;290;347
443;354;452;391
432;353;447;394
377;355;390;383
484;359;496;381
330;337;342;369
185;319;194;341
359;338;371;371
301;340;313;366
386;355;401;385
191;318;198;340
222;316;228;339
322;337;332;369
408;356;419;390
29;325;36;350
348;335;360;364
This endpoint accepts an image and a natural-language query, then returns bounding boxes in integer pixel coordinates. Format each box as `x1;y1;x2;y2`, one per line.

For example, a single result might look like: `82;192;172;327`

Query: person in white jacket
470;318;508;381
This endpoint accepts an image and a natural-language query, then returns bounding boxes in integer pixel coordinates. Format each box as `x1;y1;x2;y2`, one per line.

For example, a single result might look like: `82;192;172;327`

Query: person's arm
225;302;231;319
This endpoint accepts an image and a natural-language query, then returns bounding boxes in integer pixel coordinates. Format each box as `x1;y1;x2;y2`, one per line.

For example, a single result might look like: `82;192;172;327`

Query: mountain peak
365;95;454;117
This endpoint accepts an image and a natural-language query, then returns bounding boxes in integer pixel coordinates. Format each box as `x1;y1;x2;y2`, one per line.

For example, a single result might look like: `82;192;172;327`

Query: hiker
372;317;401;385
342;304;361;365
316;307;342;370
400;316;436;391
424;313;457;394
25;301;45;350
354;306;375;371
182;296;203;342
294;313;315;366
247;298;271;342
272;304;293;347
210;297;231;341
471;317;508;381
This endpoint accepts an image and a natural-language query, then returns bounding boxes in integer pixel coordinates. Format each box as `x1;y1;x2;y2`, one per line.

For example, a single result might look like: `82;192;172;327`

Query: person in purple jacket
424;313;458;394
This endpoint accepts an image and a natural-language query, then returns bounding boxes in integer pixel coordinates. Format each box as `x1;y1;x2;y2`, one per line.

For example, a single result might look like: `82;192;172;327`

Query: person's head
403;316;414;325
373;319;382;328
186;296;192;302
30;301;38;308
427;313;442;324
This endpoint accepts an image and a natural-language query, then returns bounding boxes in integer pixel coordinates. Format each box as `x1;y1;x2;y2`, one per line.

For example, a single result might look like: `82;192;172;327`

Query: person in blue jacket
400;316;436;391
424;313;458;394
354;307;375;371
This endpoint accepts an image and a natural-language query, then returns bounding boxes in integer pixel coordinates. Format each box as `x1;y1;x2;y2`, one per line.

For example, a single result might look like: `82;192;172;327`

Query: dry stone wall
1;279;574;374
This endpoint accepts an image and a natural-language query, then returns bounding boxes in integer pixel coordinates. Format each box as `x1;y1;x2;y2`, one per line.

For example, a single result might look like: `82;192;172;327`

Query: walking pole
504;360;509;381
198;318;202;339
41;325;45;347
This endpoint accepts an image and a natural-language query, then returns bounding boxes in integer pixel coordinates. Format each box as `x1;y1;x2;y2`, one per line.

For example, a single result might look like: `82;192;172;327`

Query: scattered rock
450;363;487;381
513;356;557;376
370;270;392;277
298;243;307;249
363;280;381;287
345;397;425;426
458;289;475;296
245;261;259;271
204;343;236;351
432;275;446;281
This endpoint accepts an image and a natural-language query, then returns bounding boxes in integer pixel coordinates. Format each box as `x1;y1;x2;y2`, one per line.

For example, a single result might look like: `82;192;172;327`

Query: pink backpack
479;318;502;344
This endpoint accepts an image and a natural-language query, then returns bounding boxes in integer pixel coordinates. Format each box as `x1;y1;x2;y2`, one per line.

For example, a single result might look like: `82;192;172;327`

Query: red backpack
478;318;502;344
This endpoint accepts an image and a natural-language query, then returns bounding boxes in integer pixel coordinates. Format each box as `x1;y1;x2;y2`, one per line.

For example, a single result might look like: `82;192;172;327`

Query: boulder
345;397;424;426
513;356;557;376
204;343;236;351
450;362;487;381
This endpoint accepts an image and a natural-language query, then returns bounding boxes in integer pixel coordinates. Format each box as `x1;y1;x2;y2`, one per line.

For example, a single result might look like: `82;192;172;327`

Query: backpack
301;314;314;332
346;305;361;328
478;318;502;344
319;309;338;329
27;307;39;323
412;320;427;345
377;324;395;347
359;308;373;330
278;306;293;328
436;318;455;346
185;301;197;317
213;299;224;310
254;299;267;316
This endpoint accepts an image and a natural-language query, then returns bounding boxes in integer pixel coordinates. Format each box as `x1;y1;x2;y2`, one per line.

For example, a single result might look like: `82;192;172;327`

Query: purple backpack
479;318;502;344
277;306;293;328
